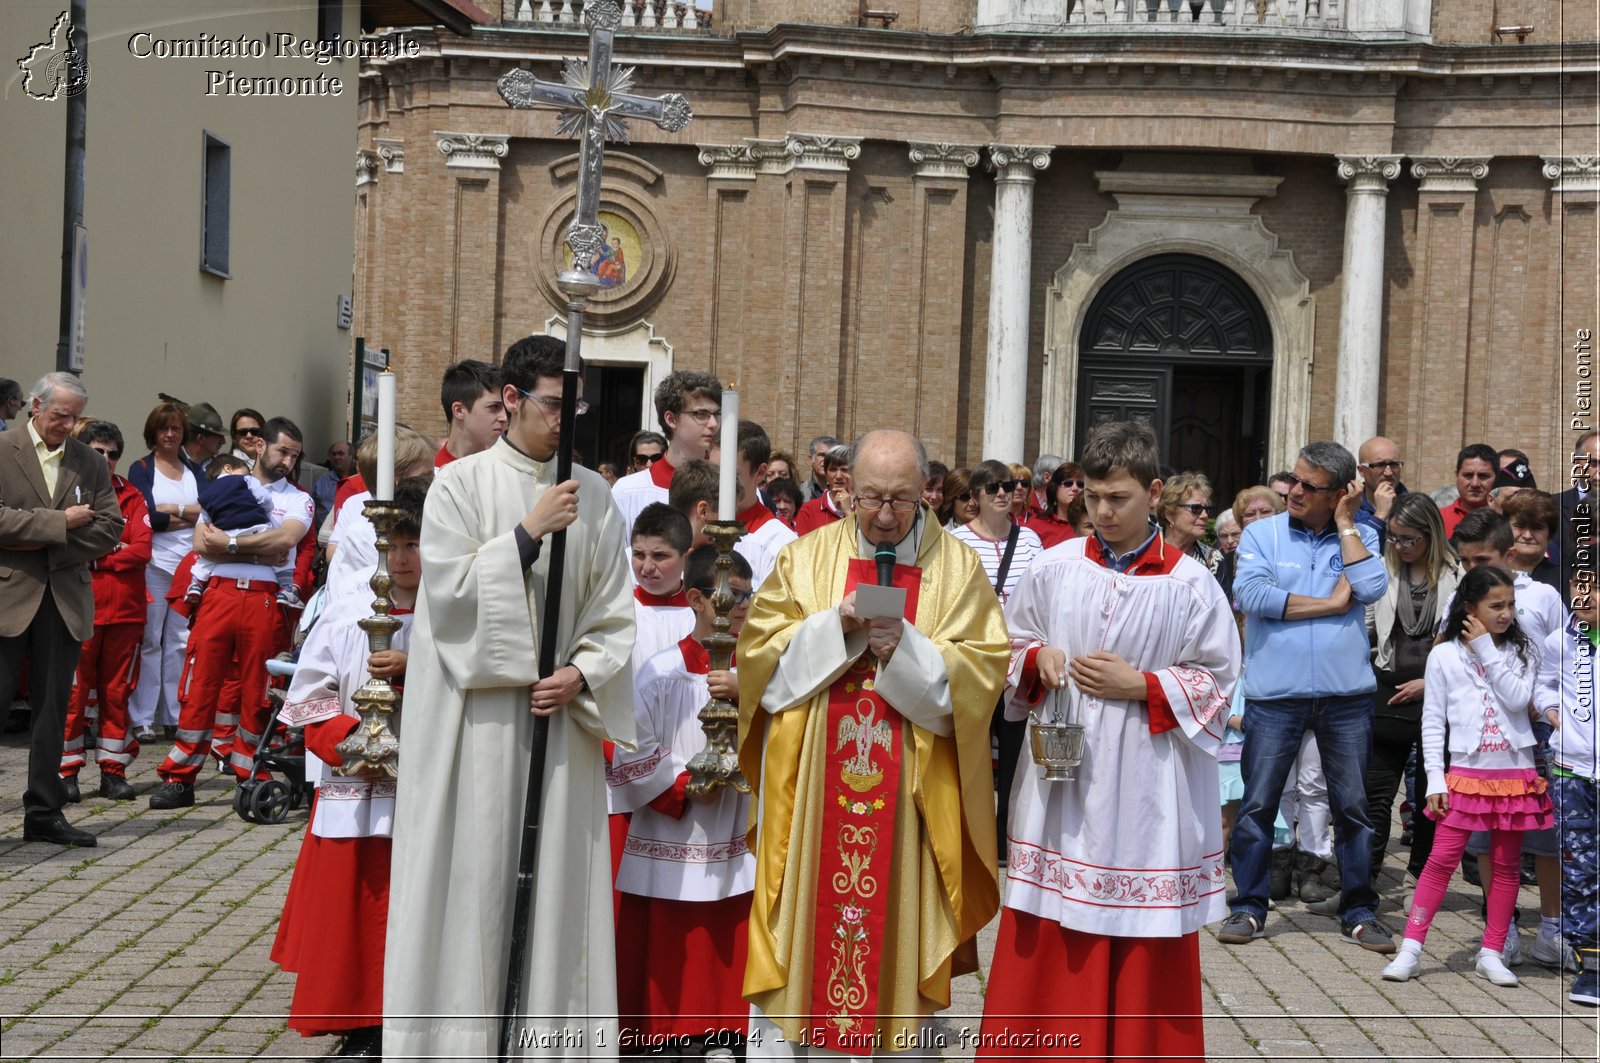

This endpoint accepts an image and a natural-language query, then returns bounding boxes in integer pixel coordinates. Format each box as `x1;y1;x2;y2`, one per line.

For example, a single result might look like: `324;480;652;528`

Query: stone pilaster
1333;154;1401;451
983;144;1052;463
908;144;981;461
435;131;510;171
434;132;508;362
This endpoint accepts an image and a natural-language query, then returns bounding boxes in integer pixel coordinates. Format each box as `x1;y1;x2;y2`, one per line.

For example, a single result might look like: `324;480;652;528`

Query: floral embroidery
1007;842;1226;909
622;835;750;862
280;696;344;729
607;746;668;785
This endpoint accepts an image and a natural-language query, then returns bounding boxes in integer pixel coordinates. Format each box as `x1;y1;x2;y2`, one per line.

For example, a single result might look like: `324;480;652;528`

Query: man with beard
149;417;313;808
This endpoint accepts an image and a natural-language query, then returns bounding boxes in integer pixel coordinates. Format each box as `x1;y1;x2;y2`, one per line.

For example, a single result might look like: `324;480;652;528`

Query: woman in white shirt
950;459;1043;604
125;403;200;741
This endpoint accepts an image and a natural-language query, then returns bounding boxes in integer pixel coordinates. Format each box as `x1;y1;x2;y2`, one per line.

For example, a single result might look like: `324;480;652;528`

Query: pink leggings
1405;822;1522;951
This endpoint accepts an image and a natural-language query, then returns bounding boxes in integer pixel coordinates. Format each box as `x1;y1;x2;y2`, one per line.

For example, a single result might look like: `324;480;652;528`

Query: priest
736;429;1009;1057
384;334;637;1060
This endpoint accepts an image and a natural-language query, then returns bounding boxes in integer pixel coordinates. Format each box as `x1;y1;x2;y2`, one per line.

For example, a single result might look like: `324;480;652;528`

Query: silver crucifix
497;0;692;286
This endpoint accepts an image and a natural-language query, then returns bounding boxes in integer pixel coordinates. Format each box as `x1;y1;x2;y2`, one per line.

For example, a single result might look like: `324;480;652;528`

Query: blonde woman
1159;472;1221;578
1365;493;1460;903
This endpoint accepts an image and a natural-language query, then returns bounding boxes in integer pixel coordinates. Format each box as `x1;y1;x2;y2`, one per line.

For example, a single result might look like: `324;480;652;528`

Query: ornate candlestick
686;519;751;797
333;499;404;778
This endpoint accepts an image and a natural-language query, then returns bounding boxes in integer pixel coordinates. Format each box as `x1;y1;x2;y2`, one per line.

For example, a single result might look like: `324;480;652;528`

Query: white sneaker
1502;929;1524;967
1476;948;1520;987
1530;931;1579;971
1382;949;1422;982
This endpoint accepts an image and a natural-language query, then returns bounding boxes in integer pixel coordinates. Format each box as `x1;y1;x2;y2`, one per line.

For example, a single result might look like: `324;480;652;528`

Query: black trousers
992;706;1025;858
0;592;83;822
1364;713;1436;878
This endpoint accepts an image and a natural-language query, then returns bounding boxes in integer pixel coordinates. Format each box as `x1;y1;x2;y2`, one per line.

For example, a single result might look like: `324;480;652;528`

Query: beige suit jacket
0;425;124;641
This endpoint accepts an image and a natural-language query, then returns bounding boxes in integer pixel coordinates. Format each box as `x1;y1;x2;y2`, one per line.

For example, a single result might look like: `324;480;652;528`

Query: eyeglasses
954;491;973;504
1281;473;1338;495
517;388;590;416
1360;460;1405;472
233;426;263;438
693;586;753;605
1389;534;1425;550
678;407;720;425
1175;503;1214;517
982;480;1023;496
854;495;920;513
91;446;121;460
632;452;666;467
1054;478;1084;489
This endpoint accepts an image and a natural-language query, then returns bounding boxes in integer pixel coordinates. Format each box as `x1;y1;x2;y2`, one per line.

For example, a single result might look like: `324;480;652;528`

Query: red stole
634;585;690;608
808;557;922;1050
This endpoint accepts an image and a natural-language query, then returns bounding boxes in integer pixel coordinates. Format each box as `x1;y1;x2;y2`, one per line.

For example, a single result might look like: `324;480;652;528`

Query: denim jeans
1229;693;1379;924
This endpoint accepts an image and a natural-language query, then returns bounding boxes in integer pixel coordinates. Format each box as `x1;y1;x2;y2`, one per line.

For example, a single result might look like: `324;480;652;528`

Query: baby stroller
233;656;312;824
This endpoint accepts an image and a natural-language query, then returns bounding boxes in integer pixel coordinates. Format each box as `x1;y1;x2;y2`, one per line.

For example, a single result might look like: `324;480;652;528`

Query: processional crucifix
493;5;691;1060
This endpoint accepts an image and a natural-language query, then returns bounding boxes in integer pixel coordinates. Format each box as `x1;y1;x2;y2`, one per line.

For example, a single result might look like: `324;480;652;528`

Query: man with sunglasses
613;371;723;545
386;334;636;1061
736;429;1009;1058
1220;441;1395;955
1355;436;1408;546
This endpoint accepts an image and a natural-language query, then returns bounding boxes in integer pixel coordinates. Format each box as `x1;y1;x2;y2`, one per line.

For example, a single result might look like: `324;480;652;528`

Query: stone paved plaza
2;729;1597;1061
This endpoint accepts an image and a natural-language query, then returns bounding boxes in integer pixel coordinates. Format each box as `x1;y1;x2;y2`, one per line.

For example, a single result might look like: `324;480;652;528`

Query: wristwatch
227;534;239;556
1339;528;1362;538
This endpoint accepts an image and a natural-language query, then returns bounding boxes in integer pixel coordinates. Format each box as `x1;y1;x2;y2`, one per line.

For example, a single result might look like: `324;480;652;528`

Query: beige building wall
1;0;358;455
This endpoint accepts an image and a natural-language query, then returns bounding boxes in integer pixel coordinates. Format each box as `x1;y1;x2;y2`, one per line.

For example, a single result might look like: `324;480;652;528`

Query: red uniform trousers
157;579;287;785
61;621;144;778
978;908;1204;1063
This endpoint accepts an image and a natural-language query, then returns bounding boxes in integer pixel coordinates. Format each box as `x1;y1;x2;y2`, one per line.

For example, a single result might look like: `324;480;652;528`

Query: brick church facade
353;0;1598;498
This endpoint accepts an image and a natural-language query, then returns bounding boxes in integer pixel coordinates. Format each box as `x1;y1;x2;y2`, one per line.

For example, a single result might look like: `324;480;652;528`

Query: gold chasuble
737;513;1009;1050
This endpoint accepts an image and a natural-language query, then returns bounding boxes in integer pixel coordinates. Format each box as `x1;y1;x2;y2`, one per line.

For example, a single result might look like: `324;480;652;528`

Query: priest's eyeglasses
516;387;590;417
854;495;920;513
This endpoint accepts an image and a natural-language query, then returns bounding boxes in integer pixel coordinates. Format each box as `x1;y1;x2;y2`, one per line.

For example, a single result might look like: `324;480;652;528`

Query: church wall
1431;0;1594;44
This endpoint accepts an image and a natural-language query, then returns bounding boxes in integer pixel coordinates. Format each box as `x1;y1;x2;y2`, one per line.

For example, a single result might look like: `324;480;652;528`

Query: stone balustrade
501;0;714;31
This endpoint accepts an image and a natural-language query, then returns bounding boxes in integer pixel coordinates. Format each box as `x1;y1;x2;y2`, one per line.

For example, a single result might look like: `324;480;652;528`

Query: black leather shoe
330;1025;382;1058
23;815;97;847
99;774;136;801
62;776;81;804
148;781;195;809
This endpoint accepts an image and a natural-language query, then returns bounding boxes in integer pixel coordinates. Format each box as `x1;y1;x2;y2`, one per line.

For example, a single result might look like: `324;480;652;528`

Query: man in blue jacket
1218;440;1394;953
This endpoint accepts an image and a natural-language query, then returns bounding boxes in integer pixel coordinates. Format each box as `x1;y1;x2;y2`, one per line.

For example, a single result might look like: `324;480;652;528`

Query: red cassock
270;714;389;1036
979;909;1204;1063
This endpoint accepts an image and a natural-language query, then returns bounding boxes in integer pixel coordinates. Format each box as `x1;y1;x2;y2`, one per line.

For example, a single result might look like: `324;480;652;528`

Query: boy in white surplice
977;421;1240;1063
610;546;755;1054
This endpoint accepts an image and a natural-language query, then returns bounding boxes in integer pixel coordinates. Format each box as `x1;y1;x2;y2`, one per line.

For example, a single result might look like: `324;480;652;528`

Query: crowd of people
1;356;1595;1061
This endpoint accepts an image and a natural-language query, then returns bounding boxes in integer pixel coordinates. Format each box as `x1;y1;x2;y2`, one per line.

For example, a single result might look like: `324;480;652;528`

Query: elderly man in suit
0;372;123;846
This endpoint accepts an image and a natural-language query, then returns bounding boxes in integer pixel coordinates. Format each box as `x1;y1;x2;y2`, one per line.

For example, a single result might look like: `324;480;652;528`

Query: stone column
908;143;981;464
983;145;1051;463
1333;155;1401;451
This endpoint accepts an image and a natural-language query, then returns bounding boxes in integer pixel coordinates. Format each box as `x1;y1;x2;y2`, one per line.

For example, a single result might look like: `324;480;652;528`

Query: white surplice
611;464;670;547
608;593;693;814
611;639;754;901
383;439;637;1060
1002;537;1239;938
279;595;413;838
323;490;378;609
734;506;798;592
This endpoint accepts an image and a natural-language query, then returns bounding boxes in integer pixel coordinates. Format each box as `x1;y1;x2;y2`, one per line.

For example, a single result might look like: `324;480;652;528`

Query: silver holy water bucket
1029;683;1085;781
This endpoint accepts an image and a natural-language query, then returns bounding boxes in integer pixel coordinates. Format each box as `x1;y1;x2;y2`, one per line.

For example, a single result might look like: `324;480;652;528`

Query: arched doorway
1077;253;1272;502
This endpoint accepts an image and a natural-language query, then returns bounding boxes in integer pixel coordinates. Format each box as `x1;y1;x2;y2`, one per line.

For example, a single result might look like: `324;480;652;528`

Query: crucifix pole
494;5;691;1058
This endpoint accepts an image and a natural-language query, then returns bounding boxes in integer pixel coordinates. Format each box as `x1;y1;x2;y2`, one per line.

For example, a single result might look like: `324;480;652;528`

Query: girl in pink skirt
1383;565;1550;987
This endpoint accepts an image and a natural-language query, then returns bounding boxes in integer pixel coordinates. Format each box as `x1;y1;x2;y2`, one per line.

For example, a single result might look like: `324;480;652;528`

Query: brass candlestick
686;519;751;797
333;499;404;778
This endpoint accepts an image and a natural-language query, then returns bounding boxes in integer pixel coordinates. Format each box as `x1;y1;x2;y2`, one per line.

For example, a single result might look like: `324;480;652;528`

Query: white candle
717;387;738;520
376;370;396;500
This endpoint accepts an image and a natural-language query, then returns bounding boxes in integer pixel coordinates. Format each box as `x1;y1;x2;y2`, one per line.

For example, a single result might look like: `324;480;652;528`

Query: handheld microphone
875;539;897;588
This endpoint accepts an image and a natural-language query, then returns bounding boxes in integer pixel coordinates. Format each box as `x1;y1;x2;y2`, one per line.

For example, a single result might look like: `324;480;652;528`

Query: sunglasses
91;446;122;460
1055;478;1085;489
632;452;666;466
982;480;1023;496
1175;503;1214;517
1281;473;1338;495
954;491;974;503
1360;460;1405;472
233;426;263;438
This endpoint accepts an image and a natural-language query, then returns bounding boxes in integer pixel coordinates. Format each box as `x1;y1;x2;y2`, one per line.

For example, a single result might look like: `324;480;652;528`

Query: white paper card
854;582;908;621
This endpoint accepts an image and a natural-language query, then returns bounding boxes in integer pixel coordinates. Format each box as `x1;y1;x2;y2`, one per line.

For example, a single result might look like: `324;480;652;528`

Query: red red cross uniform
156;479;311;784
62;475;152;779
